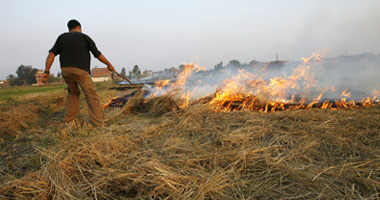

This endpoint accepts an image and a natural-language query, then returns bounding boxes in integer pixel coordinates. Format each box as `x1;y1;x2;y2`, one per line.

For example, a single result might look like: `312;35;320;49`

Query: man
43;19;115;126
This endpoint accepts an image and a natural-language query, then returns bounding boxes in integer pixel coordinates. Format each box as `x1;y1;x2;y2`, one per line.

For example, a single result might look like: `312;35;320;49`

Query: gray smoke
165;52;380;102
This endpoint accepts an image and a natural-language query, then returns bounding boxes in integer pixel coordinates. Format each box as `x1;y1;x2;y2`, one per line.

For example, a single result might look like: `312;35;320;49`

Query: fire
151;64;205;107
208;53;320;111
371;89;379;102
174;64;198;89
341;90;351;98
104;52;379;112
154;79;170;88
301;52;322;63
103;97;120;109
206;53;378;112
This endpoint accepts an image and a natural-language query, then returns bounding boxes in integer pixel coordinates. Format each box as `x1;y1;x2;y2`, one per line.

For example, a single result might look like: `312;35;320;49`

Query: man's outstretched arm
97;54;115;72
42;52;56;83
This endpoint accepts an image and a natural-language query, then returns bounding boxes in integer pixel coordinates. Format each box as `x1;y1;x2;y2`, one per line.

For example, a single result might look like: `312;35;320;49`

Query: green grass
0;81;111;101
0;84;66;101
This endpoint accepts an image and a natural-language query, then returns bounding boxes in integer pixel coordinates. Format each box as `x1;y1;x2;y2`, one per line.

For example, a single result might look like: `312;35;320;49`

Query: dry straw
1;94;380;199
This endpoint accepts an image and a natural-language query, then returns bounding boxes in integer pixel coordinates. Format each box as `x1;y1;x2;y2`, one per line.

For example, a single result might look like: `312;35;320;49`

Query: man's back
50;32;101;74
43;19;116;126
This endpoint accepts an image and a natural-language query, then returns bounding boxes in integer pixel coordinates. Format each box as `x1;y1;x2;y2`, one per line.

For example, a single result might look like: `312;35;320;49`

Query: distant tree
6;74;15;80
129;65;141;78
120;67;127;77
249;60;258;65
132;65;141;75
178;64;185;71
228;60;241;67
139;69;152;78
6;74;18;86
214;61;223;69
6;65;38;86
111;71;121;83
15;65;38;85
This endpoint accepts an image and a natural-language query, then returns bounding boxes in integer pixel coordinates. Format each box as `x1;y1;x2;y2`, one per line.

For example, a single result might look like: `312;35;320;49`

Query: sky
0;0;380;79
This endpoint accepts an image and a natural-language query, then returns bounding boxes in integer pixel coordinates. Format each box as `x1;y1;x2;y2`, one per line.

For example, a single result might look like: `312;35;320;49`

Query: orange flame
155;79;170;88
104;52;379;112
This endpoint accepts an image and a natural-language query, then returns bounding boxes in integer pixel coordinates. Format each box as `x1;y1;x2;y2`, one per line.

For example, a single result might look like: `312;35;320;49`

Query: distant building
143;69;153;76
35;69;58;85
92;77;111;82
0;80;9;87
35;70;45;85
92;67;111;78
92;67;111;82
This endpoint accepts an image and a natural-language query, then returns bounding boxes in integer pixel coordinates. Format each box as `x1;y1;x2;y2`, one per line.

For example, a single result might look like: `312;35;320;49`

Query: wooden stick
113;71;137;86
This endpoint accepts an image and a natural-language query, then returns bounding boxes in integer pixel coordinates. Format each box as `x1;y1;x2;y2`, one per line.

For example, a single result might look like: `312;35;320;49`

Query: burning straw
104;54;380;113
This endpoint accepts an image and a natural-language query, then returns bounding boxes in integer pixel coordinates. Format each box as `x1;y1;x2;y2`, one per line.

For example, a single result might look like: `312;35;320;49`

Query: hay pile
0;103;40;139
0;96;65;140
1;95;380;199
105;92;179;121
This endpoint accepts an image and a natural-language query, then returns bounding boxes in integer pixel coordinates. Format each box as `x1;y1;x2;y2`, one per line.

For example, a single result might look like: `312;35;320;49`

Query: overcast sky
1;0;380;79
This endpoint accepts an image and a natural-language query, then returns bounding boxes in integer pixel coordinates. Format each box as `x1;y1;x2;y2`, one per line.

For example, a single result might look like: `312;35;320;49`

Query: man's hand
107;65;115;72
42;73;49;84
97;54;115;72
44;52;55;84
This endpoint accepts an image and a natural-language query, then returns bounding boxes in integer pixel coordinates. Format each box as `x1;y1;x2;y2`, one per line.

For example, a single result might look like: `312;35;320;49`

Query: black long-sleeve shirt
49;32;101;74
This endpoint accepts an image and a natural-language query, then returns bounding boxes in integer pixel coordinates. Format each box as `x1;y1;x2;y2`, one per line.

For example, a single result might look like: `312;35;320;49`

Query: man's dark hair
67;19;81;30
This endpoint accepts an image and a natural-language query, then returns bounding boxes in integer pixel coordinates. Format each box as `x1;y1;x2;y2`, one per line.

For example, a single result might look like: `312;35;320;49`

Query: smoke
315;53;380;99
152;52;380;103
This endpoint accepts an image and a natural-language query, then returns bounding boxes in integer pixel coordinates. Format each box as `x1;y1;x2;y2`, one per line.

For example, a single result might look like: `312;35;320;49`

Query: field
0;84;67;102
0;82;379;199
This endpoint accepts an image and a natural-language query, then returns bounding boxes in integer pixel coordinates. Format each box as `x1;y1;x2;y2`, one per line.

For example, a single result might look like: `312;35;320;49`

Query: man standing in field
42;19;115;127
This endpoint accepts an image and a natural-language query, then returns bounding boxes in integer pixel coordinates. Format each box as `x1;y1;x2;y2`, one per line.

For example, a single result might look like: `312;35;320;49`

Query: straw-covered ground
0;83;379;199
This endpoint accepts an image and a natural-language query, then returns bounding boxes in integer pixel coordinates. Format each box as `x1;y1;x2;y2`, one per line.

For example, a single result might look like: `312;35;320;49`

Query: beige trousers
61;67;104;126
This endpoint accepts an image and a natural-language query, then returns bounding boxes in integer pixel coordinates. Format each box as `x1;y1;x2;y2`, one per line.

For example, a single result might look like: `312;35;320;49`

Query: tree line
6;65;62;86
6;59;247;86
